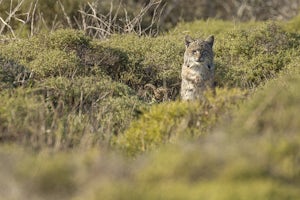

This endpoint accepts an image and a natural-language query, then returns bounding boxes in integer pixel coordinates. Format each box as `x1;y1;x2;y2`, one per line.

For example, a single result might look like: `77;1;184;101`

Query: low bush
0;88;142;149
100;34;182;100
226;66;300;138
0;58;31;89
214;23;300;88
29;49;79;78
0;29;128;80
35;76;134;111
0;91;49;146
116;88;246;156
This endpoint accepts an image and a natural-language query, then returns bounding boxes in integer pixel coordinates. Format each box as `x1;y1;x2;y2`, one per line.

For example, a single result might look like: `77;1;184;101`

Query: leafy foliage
117;88;246;156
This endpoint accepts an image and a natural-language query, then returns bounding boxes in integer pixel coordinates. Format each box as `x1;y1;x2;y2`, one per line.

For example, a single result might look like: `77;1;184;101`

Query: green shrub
0;41;81;80
29;49;79;78
0;37;42;64
0;29;89;60
0;91;49;147
227;66;300;137
100;34;182;93
0;78;142;149
99;33;190;101
0;29;146;149
284;13;300;33
0;30;85;79
35;76;135;111
214;68;300;185
47;29;91;51
0;29;128;81
116;88;246;156
214;23;300;88
46;29;130;81
17;154;78;198
0;58;31;89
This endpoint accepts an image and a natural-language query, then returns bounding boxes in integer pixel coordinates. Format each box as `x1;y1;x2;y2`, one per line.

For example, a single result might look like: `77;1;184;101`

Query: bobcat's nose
197;57;204;62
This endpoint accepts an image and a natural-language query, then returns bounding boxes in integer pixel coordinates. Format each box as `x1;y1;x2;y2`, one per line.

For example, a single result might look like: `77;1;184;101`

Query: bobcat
181;35;215;101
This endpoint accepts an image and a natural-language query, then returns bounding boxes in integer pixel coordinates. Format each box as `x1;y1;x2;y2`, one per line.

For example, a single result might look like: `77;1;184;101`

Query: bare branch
0;0;25;35
0;16;16;38
58;0;72;28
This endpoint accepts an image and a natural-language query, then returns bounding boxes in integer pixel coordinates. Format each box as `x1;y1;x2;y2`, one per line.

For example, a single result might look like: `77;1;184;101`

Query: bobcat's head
184;35;214;70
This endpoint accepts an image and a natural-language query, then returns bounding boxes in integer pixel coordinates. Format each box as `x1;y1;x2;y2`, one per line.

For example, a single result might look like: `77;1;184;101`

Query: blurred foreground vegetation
0;1;300;200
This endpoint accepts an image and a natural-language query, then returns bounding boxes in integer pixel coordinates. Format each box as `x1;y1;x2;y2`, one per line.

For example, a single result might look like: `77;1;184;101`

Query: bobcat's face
182;35;215;85
184;35;214;70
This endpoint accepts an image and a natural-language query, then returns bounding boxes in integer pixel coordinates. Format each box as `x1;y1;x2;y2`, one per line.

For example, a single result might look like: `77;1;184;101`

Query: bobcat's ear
185;35;194;47
205;35;214;47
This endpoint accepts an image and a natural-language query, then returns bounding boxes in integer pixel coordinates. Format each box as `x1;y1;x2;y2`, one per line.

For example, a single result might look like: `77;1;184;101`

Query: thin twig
58;0;72;28
32;1;38;36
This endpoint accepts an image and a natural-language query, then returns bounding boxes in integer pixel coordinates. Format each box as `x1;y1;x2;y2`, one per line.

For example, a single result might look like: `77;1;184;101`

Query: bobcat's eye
192;50;199;55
